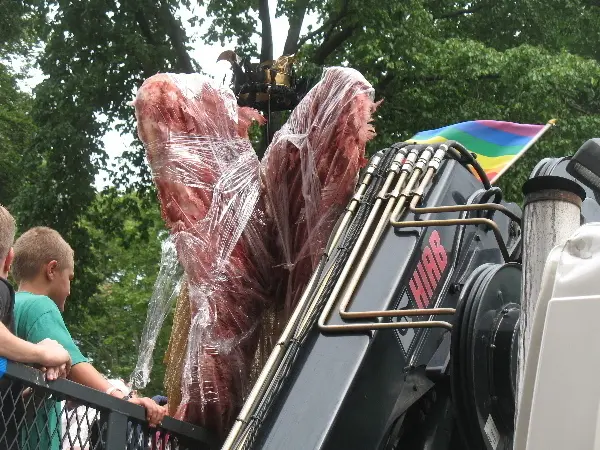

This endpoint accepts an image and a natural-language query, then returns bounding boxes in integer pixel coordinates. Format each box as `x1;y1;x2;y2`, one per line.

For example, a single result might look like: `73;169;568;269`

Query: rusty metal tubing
318;284;454;332
318;318;453;332
337;171;460;323
324;152;384;257
327;168;513;329
389;144;446;223
389;167;425;223
388;190;512;262
319;151;459;333
321;147;514;333
346;151;438;303
335;166;426;314
340;307;455;319
320;150;451;331
334;193;515;325
314;160;409;336
408;201;522;225
295;154;391;333
336;167;434;320
299;154;387;334
321;220;507;333
411;167;436;199
297;263;336;334
392;216;510;262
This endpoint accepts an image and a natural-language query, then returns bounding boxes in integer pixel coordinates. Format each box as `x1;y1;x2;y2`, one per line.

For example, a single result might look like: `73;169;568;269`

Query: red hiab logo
408;230;448;309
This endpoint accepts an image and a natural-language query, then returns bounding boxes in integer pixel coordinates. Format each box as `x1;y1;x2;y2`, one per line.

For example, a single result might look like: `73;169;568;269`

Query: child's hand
128;397;167;427
22;387;32;398
36;338;71;369
42;363;68;381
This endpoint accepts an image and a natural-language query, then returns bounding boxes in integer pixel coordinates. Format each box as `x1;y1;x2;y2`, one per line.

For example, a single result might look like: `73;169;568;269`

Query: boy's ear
3;248;14;276
46;260;59;280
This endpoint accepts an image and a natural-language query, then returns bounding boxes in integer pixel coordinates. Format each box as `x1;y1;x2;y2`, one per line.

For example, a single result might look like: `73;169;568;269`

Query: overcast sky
15;1;319;189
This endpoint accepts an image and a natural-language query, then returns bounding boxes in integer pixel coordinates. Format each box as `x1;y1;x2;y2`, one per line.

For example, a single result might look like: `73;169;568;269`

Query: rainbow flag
409;120;555;183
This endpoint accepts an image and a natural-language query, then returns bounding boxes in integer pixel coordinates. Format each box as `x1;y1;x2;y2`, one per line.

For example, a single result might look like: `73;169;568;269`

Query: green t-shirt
13;292;88;450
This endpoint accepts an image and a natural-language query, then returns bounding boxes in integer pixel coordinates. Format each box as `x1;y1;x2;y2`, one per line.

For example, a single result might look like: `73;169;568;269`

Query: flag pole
491;118;557;184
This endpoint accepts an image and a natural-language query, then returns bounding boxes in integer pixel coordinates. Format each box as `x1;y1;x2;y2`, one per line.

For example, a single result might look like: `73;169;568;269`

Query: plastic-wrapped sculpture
131;66;379;437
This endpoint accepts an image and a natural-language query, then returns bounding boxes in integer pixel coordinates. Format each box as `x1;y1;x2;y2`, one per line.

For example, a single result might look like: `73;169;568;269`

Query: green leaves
69;192;169;394
0;63;33;207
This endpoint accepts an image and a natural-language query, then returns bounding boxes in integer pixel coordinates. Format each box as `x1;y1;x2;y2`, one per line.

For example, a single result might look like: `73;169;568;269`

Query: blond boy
12;227;165;450
0;207;71;450
0;207;70;372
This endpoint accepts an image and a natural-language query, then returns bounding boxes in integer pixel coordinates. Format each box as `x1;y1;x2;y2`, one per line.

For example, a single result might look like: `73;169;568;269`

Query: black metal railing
0;360;218;450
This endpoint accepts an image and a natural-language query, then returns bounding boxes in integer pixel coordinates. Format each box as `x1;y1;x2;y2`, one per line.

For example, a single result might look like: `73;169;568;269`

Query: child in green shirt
0;206;71;450
12;226;166;450
0;206;70;373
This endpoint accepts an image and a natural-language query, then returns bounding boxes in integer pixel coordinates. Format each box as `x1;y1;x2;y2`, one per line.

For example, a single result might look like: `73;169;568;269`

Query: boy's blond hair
12;227;74;283
0;205;16;260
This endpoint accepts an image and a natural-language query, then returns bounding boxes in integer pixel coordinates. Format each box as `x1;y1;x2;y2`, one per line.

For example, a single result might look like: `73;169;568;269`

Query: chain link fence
0;360;218;450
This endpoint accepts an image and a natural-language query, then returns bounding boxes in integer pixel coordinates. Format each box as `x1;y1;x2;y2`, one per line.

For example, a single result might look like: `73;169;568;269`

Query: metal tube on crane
517;176;585;408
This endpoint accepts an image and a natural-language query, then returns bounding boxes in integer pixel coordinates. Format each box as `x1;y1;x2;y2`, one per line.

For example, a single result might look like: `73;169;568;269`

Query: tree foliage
70;192;170;395
3;0;600;382
0;63;31;206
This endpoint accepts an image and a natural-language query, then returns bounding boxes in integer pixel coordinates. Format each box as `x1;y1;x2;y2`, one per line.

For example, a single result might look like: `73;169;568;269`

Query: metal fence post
104;411;129;449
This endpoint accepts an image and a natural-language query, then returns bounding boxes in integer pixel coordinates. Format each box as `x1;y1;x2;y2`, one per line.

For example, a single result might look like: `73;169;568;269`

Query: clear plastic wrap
133;67;378;438
133;73;275;437
130;235;184;389
260;66;379;318
161;134;274;434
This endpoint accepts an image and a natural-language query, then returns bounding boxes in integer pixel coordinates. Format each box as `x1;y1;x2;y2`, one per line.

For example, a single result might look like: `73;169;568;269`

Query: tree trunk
159;2;194;73
313;25;358;65
283;0;310;55
258;0;274;62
